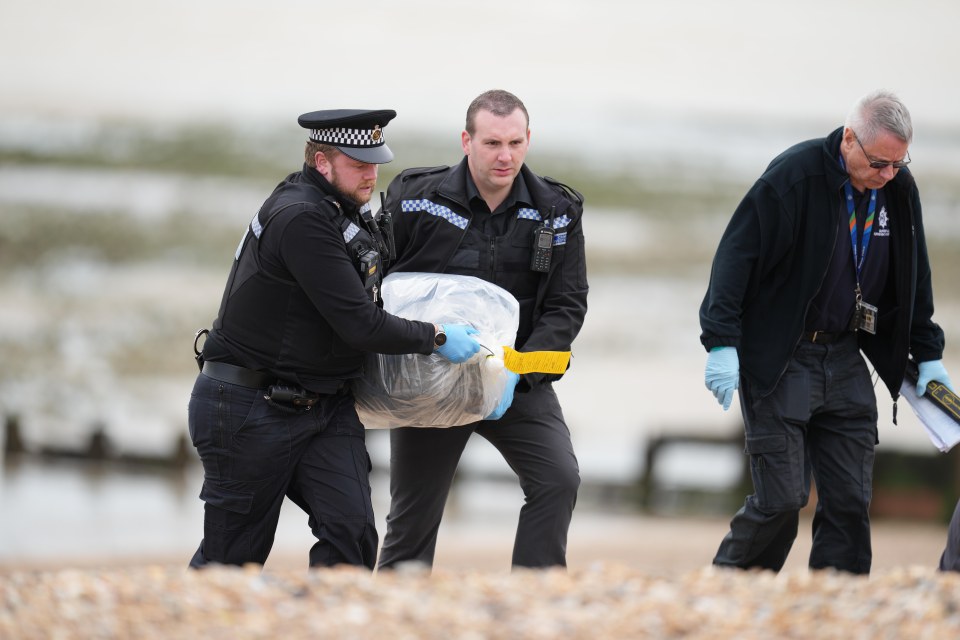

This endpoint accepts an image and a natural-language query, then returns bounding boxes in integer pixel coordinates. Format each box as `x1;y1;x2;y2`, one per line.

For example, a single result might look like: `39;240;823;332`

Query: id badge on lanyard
839;152;879;335
845;184;878;334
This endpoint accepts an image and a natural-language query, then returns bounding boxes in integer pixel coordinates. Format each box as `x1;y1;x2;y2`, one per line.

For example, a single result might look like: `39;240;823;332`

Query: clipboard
901;359;960;453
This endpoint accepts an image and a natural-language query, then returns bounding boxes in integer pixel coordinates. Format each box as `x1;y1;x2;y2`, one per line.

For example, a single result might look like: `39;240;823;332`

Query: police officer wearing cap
188;109;482;570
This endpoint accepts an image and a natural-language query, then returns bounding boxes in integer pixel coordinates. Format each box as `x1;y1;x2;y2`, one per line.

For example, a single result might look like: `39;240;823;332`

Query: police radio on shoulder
530;206;555;273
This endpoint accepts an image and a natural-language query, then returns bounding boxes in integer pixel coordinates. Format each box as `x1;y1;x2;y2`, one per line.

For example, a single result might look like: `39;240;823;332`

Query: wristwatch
433;324;447;349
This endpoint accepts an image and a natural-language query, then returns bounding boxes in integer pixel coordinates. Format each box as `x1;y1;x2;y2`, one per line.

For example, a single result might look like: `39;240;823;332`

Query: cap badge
371;125;382;143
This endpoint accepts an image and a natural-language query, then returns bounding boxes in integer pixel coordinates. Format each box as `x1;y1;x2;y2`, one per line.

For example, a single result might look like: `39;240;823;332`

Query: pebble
2;563;959;639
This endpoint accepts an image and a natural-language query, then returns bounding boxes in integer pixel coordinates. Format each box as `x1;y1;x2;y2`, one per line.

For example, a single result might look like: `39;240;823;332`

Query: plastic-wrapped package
352;272;520;429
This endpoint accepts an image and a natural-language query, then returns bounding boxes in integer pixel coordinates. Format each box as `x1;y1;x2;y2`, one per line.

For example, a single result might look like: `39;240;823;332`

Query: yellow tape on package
501;346;571;375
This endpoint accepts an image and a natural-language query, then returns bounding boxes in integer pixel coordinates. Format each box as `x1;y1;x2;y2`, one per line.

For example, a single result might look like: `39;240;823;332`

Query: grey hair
845;89;913;144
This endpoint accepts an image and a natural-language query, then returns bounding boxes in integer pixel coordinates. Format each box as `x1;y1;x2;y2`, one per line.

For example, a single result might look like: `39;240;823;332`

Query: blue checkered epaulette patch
400;199;469;230
515;209;570;245
343;222;361;243
515;209;570;230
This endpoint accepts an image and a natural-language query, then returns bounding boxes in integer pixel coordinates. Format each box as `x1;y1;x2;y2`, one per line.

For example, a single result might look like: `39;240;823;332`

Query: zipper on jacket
488;237;497;282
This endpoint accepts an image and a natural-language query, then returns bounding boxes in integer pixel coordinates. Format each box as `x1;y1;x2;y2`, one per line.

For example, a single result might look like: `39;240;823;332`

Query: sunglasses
854;132;911;170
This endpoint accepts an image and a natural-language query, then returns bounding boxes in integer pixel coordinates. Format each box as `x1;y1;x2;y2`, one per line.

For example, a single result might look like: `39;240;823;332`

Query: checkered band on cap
310;125;386;149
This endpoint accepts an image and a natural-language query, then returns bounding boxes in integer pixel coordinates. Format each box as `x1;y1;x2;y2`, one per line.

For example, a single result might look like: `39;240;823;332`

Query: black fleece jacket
700;127;944;400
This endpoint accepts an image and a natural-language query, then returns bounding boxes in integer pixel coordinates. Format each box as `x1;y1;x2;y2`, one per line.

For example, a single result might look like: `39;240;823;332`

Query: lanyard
838;153;877;284
845;184;876;283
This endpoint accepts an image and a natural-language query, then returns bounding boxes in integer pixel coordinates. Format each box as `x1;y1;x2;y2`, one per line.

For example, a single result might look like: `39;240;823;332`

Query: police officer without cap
188;109;481;570
376;90;588;571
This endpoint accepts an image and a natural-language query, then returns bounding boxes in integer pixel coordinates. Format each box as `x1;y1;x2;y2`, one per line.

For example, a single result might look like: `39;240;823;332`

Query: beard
329;166;376;206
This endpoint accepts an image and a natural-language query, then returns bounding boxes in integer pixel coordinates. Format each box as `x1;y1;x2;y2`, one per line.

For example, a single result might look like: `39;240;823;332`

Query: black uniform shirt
464;169;534;235
442;168;544;341
805;187;891;333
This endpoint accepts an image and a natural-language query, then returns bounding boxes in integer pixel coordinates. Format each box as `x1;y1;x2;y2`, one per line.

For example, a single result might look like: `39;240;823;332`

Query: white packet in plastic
352;272;519;429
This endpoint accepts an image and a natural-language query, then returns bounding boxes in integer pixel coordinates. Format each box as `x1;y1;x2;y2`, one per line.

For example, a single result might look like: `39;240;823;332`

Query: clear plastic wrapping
352;272;520;429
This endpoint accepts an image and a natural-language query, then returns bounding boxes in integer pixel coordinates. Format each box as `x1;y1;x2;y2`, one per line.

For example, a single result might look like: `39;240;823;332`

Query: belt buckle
811;331;820;343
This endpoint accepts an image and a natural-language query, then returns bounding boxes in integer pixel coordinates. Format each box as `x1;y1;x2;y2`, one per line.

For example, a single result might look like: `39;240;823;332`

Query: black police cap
298;109;397;164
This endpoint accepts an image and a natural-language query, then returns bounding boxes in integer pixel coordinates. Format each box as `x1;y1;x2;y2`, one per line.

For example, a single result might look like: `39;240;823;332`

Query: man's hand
485;371;521;420
916;359;955;396
436;324;481;363
705;346;739;411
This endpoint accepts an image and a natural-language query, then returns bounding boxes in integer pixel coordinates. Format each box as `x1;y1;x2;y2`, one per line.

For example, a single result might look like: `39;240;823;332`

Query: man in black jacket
700;90;954;574
188;109;481;570
376;90;588;570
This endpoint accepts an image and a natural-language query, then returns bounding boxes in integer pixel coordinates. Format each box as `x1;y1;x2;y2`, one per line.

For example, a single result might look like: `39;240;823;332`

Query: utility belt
201;361;321;410
201;360;274;388
801;330;855;345
195;331;321;410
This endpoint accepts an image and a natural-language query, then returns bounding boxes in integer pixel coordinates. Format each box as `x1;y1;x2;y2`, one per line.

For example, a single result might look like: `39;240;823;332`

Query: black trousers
187;373;377;569
940;498;960;571
377;383;580;570
714;334;878;574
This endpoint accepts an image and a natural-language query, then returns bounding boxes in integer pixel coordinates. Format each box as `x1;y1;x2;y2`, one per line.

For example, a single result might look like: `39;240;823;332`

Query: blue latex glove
436;324;481;364
485;371;520;420
916;359;955;396
705;346;739;411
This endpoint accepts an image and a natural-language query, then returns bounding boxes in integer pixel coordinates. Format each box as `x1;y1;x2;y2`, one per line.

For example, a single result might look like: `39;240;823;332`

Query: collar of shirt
464;168;535;217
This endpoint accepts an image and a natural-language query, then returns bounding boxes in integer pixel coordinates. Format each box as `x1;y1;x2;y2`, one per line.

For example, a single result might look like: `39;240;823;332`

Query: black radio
530;224;555;272
530;205;557;273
